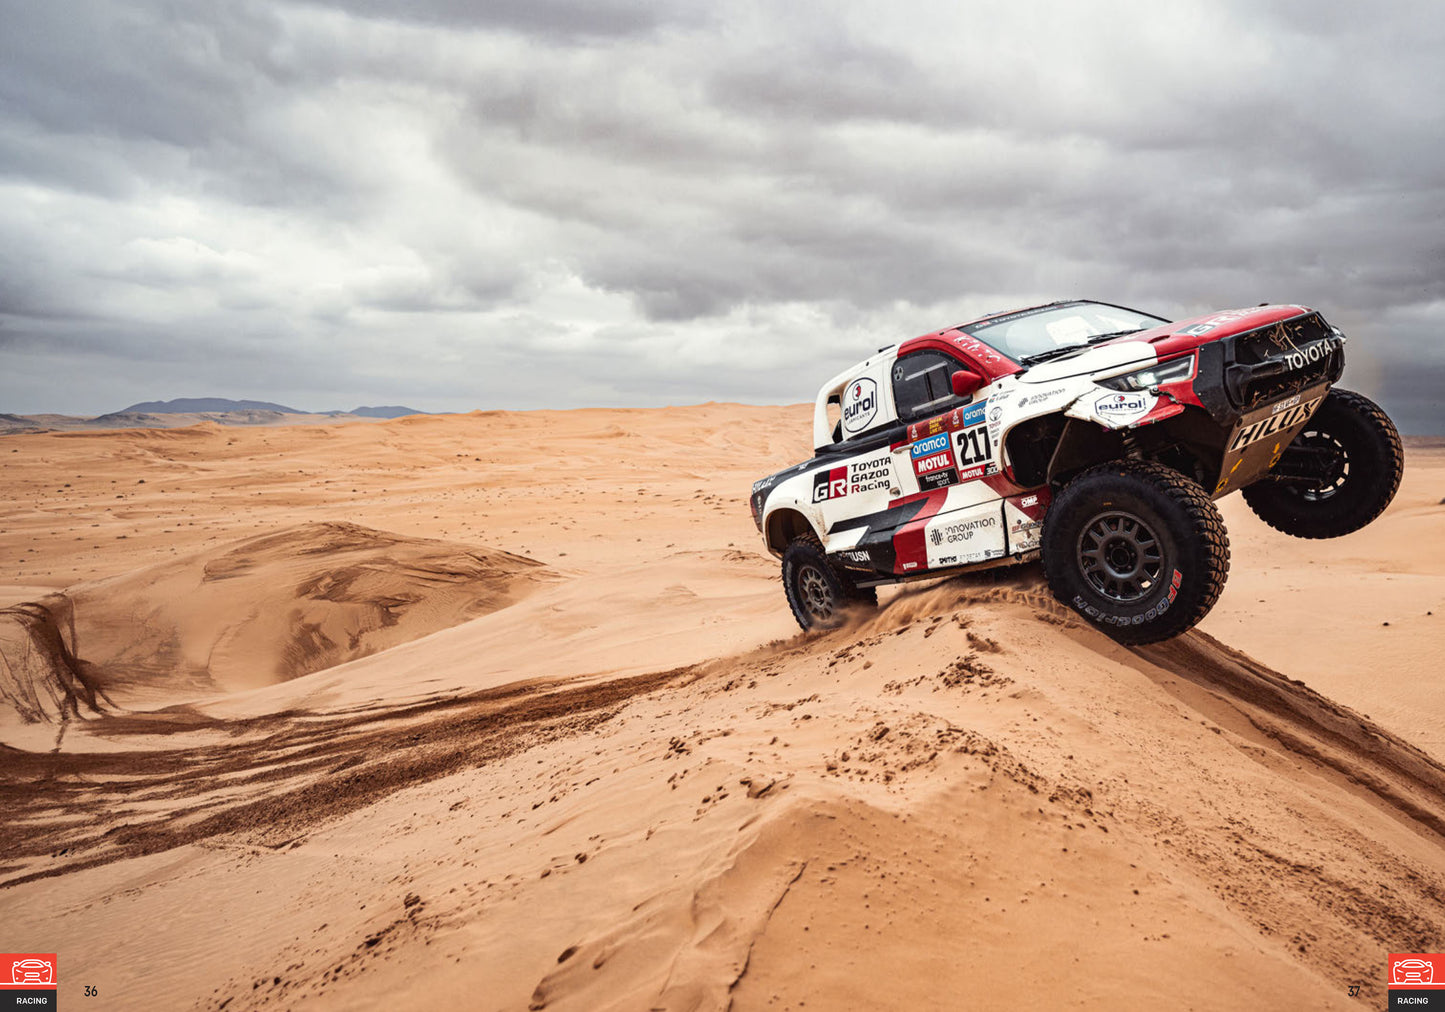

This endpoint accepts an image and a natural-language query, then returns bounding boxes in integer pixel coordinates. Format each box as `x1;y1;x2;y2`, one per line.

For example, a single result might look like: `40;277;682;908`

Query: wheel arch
764;507;821;557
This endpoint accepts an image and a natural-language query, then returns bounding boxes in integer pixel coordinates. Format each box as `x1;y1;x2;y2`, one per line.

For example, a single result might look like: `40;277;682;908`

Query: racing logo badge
811;467;847;502
842;377;879;434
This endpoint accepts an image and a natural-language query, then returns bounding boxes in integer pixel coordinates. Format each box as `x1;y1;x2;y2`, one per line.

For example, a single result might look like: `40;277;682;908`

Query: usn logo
842;377;878;433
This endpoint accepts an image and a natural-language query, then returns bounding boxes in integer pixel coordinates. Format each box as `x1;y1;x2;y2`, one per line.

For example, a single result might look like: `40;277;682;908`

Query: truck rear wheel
1042;461;1230;645
782;534;875;631
1241;388;1403;539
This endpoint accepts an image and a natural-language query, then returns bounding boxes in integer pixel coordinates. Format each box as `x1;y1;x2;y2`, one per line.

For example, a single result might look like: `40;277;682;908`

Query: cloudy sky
1;0;1441;430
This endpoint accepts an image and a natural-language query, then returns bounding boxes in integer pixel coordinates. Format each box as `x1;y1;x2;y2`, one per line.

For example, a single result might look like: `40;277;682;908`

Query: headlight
1097;354;1195;392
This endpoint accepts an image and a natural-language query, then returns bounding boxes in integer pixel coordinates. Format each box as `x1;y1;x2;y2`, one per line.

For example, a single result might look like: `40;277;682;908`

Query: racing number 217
958;426;991;465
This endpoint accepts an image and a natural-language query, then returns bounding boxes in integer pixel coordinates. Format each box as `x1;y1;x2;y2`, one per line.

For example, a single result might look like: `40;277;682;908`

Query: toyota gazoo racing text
749;300;1404;644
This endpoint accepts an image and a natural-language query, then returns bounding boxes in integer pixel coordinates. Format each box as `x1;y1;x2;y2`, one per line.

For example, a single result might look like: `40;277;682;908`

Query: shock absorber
1120;429;1143;460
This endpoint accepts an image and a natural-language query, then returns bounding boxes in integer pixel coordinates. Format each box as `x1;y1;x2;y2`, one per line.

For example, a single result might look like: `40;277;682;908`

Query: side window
892;351;968;421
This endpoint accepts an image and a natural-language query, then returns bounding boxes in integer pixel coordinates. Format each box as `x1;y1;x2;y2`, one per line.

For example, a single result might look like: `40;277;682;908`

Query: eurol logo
1097;393;1148;416
842;378;878;433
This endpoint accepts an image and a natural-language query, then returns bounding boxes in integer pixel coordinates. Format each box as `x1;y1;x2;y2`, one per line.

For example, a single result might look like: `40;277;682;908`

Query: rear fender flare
764;505;825;557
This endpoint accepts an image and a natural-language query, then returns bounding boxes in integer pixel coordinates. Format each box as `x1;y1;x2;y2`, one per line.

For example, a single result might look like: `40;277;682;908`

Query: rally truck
748;300;1404;644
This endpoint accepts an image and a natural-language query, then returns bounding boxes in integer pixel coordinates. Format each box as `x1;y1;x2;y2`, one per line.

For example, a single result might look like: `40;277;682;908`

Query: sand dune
1;522;552;741
0;410;1441;1010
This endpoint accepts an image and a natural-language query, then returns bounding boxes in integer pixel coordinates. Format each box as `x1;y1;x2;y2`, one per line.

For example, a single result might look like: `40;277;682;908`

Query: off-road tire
782;533;875;631
1042;461;1230;645
1241;388;1404;539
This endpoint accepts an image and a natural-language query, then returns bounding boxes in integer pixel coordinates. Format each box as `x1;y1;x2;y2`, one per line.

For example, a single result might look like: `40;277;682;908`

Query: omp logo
811;467;847;502
842;378;878;433
910;433;950;458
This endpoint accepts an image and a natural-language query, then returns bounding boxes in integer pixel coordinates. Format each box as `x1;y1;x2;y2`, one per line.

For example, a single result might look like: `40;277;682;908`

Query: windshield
963;302;1168;362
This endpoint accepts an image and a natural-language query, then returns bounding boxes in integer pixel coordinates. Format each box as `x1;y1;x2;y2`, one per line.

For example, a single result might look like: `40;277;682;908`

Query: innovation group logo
1;953;57;1011
1389;952;1445;1008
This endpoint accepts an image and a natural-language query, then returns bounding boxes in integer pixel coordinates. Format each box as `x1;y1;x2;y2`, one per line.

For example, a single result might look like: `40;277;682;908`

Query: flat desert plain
1;408;1443;1011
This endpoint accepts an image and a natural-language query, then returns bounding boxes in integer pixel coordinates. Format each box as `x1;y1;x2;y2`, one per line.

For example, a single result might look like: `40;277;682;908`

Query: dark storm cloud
297;0;708;39
0;0;1441;430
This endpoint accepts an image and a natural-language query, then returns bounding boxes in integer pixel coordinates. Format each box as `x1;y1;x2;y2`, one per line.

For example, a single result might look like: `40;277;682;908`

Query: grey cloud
295;0;708;40
0;0;1441;432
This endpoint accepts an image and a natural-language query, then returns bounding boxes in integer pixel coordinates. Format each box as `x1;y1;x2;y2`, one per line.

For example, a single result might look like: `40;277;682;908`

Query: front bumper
1191;310;1345;425
1190;311;1344;496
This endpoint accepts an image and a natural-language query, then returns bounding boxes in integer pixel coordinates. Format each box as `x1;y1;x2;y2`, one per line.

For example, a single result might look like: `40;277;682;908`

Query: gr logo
812;467;847;502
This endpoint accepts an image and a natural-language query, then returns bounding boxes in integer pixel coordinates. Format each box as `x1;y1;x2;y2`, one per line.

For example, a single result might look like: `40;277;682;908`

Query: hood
1017;340;1155;384
1111;304;1317;358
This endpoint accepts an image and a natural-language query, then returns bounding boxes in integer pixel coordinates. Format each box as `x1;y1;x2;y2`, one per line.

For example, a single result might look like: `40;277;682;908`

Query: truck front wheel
782;534;875;631
1241;388;1403;539
1042;461;1230;645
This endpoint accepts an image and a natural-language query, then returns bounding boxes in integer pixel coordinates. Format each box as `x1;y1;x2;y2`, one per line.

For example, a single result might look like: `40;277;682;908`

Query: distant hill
120;397;303;414
346;406;427;419
114;398;429;418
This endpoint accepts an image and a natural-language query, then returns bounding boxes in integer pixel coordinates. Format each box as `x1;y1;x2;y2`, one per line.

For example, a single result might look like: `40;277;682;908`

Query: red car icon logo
11;958;54;984
1393;958;1434;985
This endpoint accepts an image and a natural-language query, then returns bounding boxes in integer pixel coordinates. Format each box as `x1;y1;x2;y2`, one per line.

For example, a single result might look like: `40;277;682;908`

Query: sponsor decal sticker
961;399;988;426
1094;391;1152;424
1228;396;1323;453
1016;387;1066;410
953;423;995;479
848;453;892;494
913;451;955;475
929;516;998;546
918;469;959;490
909;433;951;459
812;466;847;503
842;377;879;434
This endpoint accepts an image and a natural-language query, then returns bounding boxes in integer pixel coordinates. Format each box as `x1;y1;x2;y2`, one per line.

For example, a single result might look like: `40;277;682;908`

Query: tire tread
1043;460;1230;645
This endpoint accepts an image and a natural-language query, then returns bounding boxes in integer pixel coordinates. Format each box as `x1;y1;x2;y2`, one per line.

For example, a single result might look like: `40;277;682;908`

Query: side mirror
951;369;984;398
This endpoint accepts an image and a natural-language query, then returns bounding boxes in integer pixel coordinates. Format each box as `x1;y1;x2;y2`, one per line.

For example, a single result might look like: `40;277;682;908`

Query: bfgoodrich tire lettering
1241;388;1404;539
1042;461;1230;645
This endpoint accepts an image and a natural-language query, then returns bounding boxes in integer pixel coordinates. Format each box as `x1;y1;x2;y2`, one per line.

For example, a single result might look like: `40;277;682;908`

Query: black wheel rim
797;563;836;621
1289;429;1349;502
1077;510;1165;603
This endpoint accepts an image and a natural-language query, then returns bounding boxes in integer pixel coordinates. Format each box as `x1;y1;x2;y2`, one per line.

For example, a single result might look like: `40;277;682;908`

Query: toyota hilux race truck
749;300;1404;644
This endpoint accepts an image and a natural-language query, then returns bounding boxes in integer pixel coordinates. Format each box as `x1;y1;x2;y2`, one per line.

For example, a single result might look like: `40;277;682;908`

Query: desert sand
1;408;1442;1011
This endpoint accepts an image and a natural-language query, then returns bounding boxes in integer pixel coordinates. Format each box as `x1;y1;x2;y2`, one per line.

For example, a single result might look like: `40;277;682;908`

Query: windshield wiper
1021;344;1090;365
1085;328;1146;343
1020;328;1149;365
